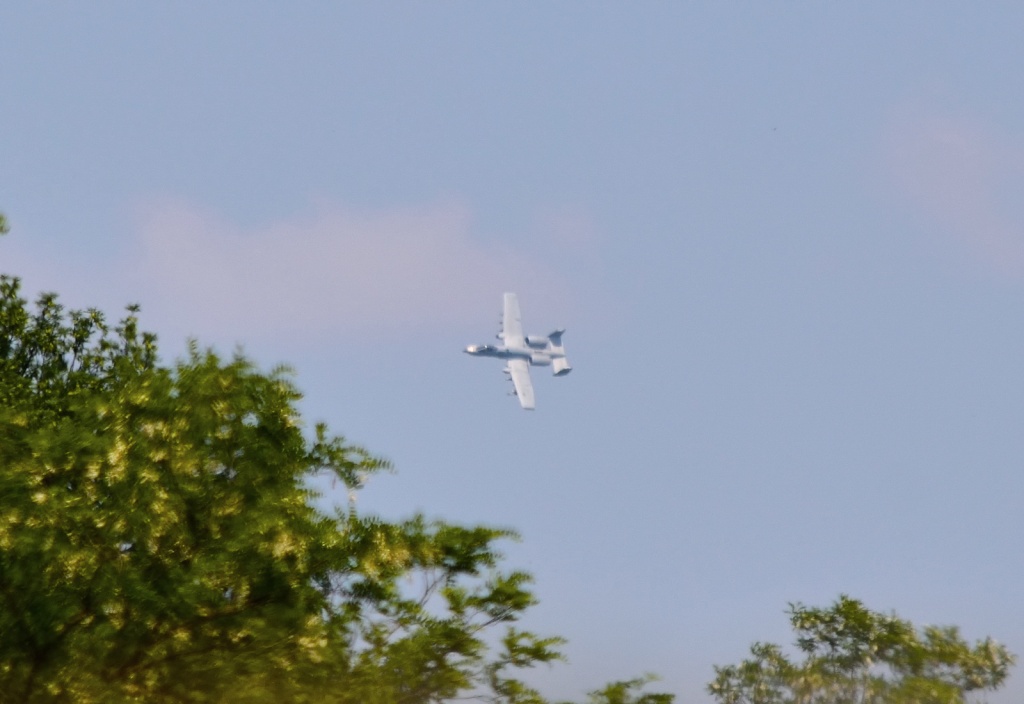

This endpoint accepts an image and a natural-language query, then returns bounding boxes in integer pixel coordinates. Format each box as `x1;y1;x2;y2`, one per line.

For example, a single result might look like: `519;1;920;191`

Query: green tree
0;264;567;702
708;595;1015;704
568;675;675;704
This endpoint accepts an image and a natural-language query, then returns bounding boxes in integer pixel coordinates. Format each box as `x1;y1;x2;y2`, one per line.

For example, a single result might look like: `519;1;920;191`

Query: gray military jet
464;292;571;409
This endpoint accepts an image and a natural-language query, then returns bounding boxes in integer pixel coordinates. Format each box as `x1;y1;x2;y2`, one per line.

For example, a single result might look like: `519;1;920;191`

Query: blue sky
4;3;1024;701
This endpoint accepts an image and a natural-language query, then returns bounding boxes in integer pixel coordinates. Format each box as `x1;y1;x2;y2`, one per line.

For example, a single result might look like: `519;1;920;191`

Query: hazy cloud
127;199;574;344
883;105;1024;278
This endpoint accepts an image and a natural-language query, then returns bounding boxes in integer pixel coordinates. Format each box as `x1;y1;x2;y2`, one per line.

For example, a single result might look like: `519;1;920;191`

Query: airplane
464;292;571;410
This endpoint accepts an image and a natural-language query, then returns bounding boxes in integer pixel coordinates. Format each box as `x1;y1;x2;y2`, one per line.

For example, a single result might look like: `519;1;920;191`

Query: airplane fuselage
463;344;557;366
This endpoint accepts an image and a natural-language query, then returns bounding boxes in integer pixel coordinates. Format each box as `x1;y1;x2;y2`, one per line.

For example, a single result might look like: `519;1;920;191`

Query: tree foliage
567;675;675;704
0;269;571;703
708;595;1015;704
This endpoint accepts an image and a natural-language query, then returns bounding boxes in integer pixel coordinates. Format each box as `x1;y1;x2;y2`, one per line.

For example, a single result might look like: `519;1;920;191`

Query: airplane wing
506;358;535;410
502;292;526;348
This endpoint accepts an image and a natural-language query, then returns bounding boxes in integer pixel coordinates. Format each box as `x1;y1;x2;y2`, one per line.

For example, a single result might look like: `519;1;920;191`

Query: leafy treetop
708;595;1015;704
0;267;581;703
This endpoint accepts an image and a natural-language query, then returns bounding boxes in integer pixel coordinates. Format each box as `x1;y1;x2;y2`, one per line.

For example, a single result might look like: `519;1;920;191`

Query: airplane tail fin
549;329;571;376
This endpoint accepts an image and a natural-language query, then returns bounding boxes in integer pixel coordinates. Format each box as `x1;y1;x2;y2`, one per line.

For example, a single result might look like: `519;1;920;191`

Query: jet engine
552;358;572;376
529;353;552;366
525;335;550;349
